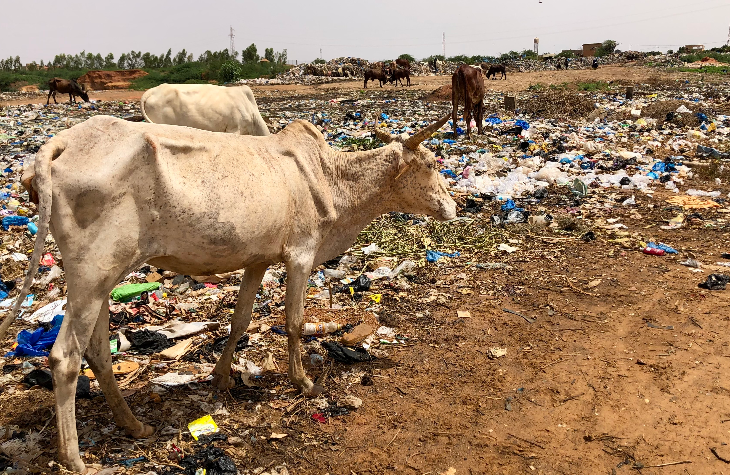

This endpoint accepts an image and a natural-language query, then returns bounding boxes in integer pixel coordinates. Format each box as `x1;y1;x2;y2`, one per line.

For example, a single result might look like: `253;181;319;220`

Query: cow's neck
317;145;400;259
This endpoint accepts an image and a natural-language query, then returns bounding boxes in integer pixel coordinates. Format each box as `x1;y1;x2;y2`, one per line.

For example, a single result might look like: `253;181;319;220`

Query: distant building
582;43;602;57
683;45;704;52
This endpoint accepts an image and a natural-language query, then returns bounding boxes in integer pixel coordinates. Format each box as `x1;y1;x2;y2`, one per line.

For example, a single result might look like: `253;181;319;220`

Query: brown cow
451;65;485;138
364;68;387;88
481;63;507;80
389;68;411;87
395;58;411;70
46;78;89;105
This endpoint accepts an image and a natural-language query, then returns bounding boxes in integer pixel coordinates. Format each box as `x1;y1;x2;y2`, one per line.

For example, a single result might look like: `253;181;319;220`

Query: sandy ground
0;65;710;108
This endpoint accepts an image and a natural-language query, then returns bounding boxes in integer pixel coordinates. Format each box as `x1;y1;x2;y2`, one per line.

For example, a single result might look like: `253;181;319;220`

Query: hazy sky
2;0;729;64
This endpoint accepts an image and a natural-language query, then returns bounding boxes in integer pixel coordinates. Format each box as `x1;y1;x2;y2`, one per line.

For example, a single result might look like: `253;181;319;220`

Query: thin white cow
5;113;456;473
140;83;270;135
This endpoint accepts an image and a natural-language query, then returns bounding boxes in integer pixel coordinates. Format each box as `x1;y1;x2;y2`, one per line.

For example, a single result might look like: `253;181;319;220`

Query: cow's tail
140;90;154;124
0;137;61;343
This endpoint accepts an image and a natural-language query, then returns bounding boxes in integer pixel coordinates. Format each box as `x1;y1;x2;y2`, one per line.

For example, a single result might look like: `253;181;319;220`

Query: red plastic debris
311;413;327;424
40;253;56;266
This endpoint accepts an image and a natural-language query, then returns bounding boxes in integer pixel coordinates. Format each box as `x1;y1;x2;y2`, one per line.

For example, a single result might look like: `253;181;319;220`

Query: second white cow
140;83;270;135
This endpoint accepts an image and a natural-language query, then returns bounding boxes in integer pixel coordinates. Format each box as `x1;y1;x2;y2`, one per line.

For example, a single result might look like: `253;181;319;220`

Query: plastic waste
426;250;460;262
302;322;342;336
6;314;63;357
110;282;161;302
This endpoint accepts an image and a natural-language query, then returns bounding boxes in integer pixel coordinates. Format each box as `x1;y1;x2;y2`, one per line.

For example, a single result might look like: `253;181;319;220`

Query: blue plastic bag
426;250;460;263
6;314;63;357
440;170;458;179
515;120;530;130
2;216;29;231
647;242;678;254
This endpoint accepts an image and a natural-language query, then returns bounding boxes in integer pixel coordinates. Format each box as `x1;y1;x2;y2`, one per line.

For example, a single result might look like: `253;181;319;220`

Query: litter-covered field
1;65;730;475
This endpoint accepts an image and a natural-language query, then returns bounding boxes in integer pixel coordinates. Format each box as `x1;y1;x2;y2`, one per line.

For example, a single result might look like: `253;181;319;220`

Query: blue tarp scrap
426;250;461;263
440;169;458;179
515;120;530;130
6;314;63;357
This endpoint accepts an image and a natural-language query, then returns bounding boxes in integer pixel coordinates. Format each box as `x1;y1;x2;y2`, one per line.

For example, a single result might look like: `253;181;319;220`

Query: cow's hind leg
50;287;110;472
285;256;321;396
46;90;52;105
84;306;154;438
212;263;268;390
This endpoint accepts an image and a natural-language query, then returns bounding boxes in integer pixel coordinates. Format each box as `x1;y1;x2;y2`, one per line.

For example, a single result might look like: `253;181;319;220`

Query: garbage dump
0;65;729;473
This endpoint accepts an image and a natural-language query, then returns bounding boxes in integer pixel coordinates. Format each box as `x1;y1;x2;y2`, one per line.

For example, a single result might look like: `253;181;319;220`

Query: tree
596;39;618;57
104;53;115;69
398;53;415;63
275;49;288;65
118;53;127;69
13;56;22;71
264;47;274;62
163;49;172;68
40;60;44;69
219;60;242;82
242;43;259;63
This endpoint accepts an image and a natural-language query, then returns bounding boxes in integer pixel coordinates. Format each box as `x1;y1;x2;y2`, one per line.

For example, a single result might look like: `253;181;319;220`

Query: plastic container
302;322;342;336
643;247;665;256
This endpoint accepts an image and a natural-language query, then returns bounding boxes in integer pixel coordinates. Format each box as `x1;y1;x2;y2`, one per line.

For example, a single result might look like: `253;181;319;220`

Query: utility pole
727;23;730;46
442;32;446;58
320;48;323;60
229;26;236;56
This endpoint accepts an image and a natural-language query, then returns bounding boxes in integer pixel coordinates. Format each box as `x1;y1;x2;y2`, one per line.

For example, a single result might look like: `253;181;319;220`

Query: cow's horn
403;112;451;151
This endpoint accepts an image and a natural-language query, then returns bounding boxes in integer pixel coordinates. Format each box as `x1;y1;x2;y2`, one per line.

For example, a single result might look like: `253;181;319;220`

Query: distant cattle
481;63;507;80
364;68;387;88
389;68;411;87
451;64;485;138
140;84;270;135
46;78;89;105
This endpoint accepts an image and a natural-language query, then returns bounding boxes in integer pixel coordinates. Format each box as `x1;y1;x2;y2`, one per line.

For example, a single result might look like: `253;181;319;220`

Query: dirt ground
0;65;713;107
2;65;730;475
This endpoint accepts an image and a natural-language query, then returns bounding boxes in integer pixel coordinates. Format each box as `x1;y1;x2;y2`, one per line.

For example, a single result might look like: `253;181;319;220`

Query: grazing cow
46;78;89;105
451;64;485;138
7;113;456;473
481;63;507;80
389;68;411;87
364;68;387;88
140;84;270;135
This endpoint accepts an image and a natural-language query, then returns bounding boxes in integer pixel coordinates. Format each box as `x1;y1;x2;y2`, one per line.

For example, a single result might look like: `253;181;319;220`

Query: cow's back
141;84;269;136
48;116;330;273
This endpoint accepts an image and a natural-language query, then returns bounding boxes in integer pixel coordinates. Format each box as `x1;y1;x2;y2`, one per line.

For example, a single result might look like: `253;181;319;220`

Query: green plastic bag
110;282;161;302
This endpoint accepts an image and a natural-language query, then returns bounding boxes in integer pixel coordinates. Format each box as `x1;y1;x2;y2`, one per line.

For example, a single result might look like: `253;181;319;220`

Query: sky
1;0;729;65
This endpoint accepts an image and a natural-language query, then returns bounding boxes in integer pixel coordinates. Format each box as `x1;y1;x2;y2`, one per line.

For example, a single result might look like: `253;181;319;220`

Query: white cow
5;114;456;473
140;83;270;135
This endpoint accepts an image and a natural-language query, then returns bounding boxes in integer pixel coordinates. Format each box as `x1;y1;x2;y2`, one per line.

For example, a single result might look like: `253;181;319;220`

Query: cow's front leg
212;263;267;390
285;255;322;396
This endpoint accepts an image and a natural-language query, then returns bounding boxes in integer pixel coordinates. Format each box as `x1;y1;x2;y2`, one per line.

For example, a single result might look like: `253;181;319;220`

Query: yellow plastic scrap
188;415;219;440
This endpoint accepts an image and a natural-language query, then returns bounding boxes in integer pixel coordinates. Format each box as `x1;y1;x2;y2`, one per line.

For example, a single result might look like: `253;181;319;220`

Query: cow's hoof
303;383;324;397
129;423;155;438
211;373;234;390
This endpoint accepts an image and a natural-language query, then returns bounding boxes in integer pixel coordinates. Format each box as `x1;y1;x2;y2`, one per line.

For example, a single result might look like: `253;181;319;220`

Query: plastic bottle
302;322;342;336
643;247;665;256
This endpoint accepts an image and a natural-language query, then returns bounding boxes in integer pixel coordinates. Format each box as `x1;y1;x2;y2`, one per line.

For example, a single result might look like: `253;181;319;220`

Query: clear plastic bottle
302;322;342;336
